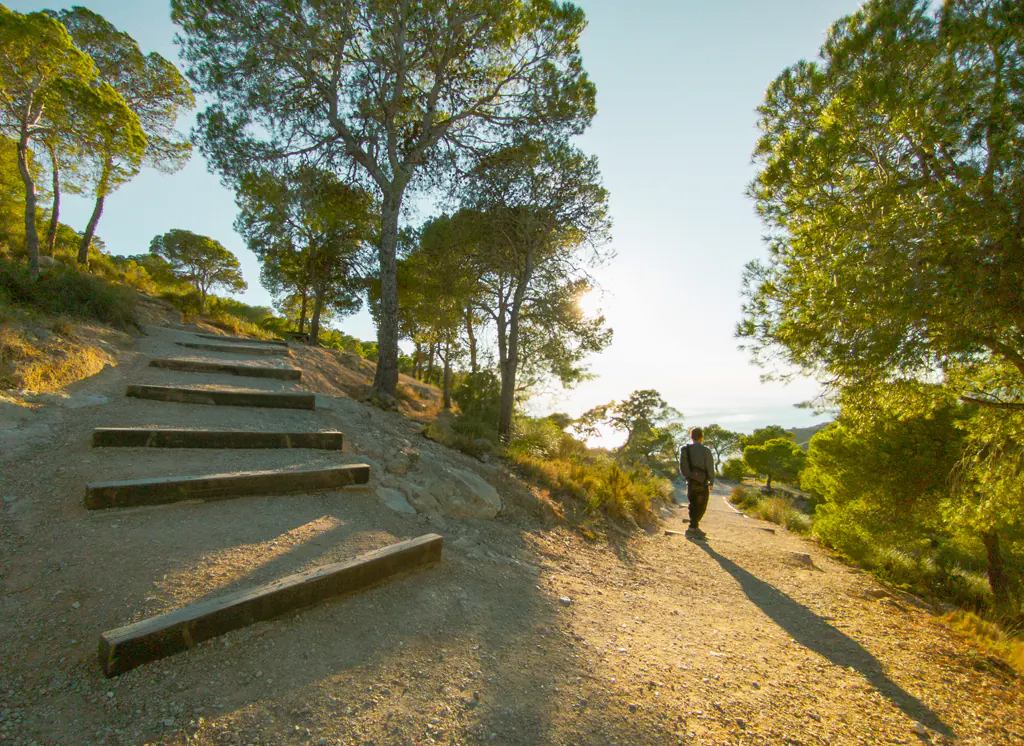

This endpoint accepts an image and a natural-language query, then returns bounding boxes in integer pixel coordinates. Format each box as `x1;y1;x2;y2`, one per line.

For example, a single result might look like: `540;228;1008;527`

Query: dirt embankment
0;324;1020;746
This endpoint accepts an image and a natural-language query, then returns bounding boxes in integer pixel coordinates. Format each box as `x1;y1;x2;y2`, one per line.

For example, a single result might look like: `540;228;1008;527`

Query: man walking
679;427;715;539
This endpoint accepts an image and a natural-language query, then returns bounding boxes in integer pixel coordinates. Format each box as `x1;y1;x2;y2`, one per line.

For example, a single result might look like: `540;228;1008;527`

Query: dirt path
0;327;1021;746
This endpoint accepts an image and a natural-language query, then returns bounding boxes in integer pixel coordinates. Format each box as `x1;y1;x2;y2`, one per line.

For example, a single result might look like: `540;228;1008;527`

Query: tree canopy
0;6;107;277
743;438;806;491
173;0;597;399
53;6;191;264
740;0;1024;410
149;229;246;311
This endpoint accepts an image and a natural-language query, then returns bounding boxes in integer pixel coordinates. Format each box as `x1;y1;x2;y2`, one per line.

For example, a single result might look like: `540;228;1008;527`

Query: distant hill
789;422;831;451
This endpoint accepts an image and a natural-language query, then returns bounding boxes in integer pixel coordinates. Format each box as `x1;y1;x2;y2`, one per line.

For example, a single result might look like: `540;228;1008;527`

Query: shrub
0;260;139;329
506;450;672;522
722;458;746;482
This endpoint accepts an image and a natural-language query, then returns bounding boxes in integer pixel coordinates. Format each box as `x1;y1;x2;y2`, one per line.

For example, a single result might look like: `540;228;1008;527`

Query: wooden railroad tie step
150;358;301;381
176;342;292;357
194;333;289;347
125;384;315;410
84;463;370;510
99;533;443;677
92;428;343;450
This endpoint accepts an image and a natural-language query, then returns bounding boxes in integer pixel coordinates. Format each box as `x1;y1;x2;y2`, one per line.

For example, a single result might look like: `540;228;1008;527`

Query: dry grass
0;323;114;396
507;450;673;524
200;313;277;340
942;611;1024;676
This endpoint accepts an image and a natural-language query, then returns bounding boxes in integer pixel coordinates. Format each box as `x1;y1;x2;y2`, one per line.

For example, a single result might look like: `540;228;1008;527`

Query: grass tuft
942;611;1024;675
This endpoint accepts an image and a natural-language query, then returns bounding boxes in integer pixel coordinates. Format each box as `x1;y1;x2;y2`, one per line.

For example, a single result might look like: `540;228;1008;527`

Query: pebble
559;597;572;606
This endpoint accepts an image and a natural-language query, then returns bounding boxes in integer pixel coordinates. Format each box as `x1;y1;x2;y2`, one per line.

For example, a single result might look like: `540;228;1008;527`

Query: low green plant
0;260;139;329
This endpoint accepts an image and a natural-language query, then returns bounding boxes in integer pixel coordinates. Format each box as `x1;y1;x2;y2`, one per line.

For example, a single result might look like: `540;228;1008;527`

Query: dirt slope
0;326;1021;746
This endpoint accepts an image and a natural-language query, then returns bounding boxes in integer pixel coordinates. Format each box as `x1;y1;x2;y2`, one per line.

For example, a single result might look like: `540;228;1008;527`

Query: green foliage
739;425;793;448
721;458;747;482
0;258;138;329
702;424;742;470
150;229;245;310
577;389;683;476
451;370;503;442
743;437;805;490
729;484;811;534
234;165;372;344
52;6;193;173
458;137;612;434
741;0;1024;397
0;5;106;274
176;0;598;396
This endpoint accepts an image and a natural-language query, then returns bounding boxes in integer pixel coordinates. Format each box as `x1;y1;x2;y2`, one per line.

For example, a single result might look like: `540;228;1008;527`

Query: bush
0;260;139;329
507;449;672;522
722;458;746;482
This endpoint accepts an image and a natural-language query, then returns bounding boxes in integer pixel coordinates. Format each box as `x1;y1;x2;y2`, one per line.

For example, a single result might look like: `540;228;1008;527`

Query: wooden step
125;384;315;410
99;534;443;676
92;428;343;450
195;333;288;347
84;463;370;510
176;342;292;357
149;358;301;381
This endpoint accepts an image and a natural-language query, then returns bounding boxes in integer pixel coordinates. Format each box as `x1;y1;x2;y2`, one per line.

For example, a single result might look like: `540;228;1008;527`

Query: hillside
0;320;1021;745
790;421;830;450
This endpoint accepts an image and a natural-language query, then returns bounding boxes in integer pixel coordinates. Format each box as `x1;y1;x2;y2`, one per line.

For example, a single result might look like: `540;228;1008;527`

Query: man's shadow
696;542;953;738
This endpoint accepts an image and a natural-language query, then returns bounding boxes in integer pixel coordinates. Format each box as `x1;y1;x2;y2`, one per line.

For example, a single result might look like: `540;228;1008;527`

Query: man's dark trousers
688;481;710;529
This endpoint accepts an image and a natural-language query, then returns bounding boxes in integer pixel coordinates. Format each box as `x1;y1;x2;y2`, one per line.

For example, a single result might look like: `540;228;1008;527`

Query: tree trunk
371;189;403;398
78;193;106;266
498;254;534;439
442;339;452;410
412;341;422;380
16;134;41;280
199;285;207;313
310;282;326;347
298;290;308;334
765;474;773;491
426;341;436;384
466;306;478;373
79;155;112;266
45;143;60;256
983;529;1011;609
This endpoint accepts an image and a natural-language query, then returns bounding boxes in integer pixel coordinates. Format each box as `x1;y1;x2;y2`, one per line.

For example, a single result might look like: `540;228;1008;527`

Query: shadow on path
696;542;953;737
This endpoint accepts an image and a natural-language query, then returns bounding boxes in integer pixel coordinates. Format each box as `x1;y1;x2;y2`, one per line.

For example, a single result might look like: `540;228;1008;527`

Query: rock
789;552;815;569
410;466;502;519
63;394;109;409
387;452;412;475
377;487;416;515
864;588;889;600
558;597;572;607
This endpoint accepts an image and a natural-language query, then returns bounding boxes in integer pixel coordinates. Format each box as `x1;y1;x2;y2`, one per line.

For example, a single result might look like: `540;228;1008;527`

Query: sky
8;0;865;436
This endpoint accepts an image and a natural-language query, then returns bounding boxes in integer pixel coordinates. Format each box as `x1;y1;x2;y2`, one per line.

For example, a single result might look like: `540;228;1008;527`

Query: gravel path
0;325;1021;745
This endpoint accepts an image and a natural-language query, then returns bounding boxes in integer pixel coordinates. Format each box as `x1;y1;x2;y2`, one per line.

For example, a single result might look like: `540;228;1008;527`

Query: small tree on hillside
744;437;805;491
740;425;794;449
577;389;683;475
702;424;742;472
149;229;246;311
